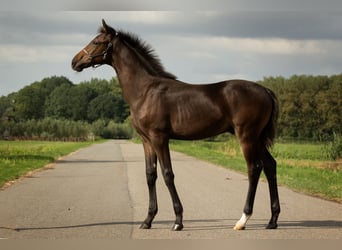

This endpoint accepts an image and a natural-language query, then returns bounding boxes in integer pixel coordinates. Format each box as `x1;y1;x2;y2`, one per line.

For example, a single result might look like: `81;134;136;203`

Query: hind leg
234;140;263;230
262;149;280;229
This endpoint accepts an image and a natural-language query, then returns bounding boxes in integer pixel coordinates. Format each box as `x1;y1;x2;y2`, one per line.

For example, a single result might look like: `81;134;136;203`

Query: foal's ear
101;19;117;36
102;19;109;33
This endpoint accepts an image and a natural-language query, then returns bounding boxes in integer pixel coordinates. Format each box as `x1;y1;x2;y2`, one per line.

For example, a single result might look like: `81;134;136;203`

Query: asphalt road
0;140;341;239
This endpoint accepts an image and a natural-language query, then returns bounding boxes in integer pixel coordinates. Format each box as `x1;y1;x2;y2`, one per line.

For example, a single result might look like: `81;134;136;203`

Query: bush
323;133;342;160
1;118;89;141
91;119;107;137
101;120;133;139
1;118;134;141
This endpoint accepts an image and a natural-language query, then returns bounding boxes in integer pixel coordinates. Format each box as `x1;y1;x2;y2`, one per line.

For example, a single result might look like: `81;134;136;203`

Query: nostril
71;58;78;69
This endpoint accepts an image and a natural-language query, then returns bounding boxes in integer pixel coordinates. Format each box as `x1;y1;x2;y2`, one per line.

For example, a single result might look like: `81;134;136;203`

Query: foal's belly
170;116;230;140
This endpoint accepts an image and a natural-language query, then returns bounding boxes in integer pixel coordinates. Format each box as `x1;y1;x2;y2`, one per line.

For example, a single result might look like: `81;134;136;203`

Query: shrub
101;120;133;139
323;133;342;160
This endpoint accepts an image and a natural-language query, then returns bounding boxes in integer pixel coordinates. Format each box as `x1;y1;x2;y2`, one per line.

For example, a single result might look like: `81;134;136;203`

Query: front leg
140;140;158;229
153;138;184;231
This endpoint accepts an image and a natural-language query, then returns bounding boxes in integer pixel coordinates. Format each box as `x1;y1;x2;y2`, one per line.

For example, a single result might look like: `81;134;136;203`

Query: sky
1;1;342;96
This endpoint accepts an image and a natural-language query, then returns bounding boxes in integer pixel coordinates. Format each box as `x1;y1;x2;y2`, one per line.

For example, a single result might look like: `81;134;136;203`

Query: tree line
0;74;341;142
1;76;129;122
259;74;341;141
0;76;132;140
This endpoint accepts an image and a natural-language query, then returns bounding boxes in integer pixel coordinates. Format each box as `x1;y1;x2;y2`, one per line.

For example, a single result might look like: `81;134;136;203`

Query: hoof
233;224;246;230
234;213;250;230
172;223;184;231
139;223;151;229
266;223;278;229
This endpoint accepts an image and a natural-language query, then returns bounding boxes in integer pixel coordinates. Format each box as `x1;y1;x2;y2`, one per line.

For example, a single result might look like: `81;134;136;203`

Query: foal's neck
111;42;153;107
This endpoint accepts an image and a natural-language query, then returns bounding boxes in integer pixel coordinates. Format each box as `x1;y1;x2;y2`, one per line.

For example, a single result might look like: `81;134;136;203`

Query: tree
7;76;73;121
14;84;45;120
87;93;117;122
69;84;96;121
35;76;73;96
44;83;74;119
260;74;342;140
82;77;129;122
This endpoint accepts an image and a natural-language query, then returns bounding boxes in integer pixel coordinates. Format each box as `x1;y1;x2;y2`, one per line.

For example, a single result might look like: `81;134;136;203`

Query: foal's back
149;78;273;141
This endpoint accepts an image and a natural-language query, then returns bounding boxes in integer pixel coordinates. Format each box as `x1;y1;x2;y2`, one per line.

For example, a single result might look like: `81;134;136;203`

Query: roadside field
0;140;95;188
169;139;342;203
1;139;341;203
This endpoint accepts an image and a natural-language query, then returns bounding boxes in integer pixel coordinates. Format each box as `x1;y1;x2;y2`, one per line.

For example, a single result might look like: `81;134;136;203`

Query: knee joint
146;171;157;186
162;169;174;184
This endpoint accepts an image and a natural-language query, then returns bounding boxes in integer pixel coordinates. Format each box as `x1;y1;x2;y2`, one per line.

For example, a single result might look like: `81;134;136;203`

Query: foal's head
72;19;117;72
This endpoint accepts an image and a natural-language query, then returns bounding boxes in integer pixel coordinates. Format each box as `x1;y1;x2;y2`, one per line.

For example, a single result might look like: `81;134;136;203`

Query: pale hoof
233;224;246;230
233;213;250;230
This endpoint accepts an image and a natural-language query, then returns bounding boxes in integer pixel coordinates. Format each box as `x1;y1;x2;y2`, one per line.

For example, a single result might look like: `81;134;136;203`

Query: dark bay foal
72;19;280;231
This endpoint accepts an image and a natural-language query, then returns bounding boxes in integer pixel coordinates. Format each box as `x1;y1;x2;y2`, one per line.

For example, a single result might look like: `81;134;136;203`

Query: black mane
118;31;177;80
101;27;176;80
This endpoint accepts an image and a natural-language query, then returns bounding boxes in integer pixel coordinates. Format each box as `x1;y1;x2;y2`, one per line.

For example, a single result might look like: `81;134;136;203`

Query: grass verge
0;140;95;188
169;139;342;203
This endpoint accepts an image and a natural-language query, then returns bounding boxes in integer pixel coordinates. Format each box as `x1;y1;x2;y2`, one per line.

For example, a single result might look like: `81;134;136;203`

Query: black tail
261;88;279;149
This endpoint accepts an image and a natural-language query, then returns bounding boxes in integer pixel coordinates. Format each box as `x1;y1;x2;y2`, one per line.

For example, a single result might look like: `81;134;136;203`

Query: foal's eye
93;41;99;45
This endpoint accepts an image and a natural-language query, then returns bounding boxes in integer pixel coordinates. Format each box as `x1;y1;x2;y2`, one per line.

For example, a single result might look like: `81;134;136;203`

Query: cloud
0;45;79;63
3;0;342;12
1;10;342;96
153;34;329;60
202;37;326;55
3;11;342;44
149;33;342;84
113;12;174;24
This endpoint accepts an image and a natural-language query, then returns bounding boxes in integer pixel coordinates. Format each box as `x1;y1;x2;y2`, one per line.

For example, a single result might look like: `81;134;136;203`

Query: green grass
0;140;95;188
169;139;342;203
2;139;341;203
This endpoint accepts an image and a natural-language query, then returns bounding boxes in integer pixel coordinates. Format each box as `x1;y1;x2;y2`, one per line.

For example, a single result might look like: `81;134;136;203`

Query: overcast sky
1;2;342;96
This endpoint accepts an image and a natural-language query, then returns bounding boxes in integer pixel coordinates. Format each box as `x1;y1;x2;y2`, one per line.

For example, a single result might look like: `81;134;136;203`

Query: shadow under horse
72;19;280;231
